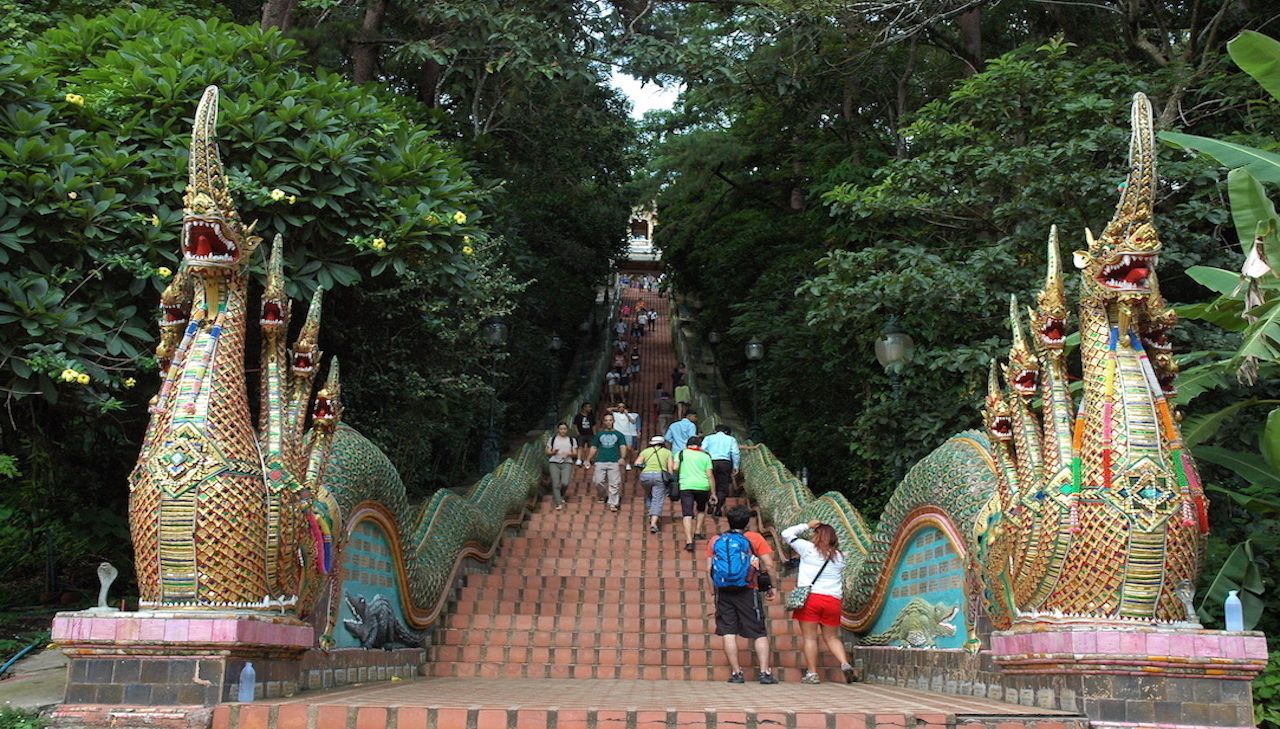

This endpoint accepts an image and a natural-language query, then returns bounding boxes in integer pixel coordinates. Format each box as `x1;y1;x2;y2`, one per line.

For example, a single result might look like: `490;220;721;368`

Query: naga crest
1003;296;1039;398
1074;93;1160;301
1033;226;1068;349
983;362;1013;442
183;86;259;273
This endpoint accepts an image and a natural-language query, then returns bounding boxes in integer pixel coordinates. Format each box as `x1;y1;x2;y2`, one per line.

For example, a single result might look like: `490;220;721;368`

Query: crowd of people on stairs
542;286;858;686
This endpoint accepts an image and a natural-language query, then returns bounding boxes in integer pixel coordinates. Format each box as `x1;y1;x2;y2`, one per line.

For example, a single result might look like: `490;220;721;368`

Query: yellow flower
270;188;286;202
462;245;475;256
61;369;78;382
463;235;473;244
424;213;440;226
76;373;91;385
64;93;85;106
286;194;297;205
67;191;78;200
453;211;467;225
371;237;387;251
150;214;161;227
156;266;173;278
123;377;137;388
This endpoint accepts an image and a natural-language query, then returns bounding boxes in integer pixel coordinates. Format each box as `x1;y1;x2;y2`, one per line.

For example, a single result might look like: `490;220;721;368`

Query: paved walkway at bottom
270;676;1058;714
213;676;1085;729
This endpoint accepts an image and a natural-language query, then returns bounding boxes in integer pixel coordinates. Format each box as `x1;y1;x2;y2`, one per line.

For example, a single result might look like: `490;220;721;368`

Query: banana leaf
1160;132;1280;186
1193;445;1280;490
1227;168;1280;264
1227;31;1280;103
1196;540;1264;630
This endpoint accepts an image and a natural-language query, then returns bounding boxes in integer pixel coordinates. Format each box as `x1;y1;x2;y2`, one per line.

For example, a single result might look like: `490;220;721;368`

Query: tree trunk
352;0;389;85
260;0;299;30
956;7;983;75
418;58;442;107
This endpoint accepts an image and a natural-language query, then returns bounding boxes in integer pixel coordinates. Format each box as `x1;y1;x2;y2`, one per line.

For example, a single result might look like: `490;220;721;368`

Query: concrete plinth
50;610;313;712
989;622;1268;729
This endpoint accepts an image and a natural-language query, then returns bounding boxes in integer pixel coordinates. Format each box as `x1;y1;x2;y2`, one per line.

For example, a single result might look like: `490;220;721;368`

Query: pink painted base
52;610;313;654
990;622;1268;679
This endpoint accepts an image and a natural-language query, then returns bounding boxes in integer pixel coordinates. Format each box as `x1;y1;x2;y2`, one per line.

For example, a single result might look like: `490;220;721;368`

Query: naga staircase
209;283;1086;729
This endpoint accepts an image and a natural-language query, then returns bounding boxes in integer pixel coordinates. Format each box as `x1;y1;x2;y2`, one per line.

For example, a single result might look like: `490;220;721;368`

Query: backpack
710;531;753;589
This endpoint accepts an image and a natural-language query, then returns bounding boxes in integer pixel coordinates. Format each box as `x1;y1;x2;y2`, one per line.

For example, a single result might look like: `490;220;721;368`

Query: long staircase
213;277;1087;729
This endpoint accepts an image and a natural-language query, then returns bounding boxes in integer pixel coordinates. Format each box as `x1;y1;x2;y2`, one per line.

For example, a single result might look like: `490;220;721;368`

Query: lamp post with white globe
874;317;914;484
746;337;765;442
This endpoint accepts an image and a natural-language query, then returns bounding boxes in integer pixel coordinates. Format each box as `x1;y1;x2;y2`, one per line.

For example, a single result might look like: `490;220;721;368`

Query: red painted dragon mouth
1097;253;1157;293
989;415;1013;440
1038;318;1066;348
261;300;286;328
292;350;316;375
1011;369;1038;395
183;219;239;269
160;303;188;328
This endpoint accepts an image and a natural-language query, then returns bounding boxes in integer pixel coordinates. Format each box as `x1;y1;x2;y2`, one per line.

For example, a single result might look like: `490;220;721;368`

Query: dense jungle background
1;3;1278;708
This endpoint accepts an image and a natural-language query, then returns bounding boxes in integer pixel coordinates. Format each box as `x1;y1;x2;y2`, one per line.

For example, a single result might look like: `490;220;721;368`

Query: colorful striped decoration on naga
742;93;1207;646
128;87;543;648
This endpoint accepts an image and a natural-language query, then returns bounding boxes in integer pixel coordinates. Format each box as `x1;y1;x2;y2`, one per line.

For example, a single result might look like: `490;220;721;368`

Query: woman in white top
545;423;577;510
782;520;856;684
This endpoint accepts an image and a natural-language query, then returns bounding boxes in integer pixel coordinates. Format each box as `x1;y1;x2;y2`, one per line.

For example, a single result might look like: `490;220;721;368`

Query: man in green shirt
670;434;715;552
586;413;630;513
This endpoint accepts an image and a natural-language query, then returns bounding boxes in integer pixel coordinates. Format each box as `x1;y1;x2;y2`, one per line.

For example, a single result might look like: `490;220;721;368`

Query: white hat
649;435;666;445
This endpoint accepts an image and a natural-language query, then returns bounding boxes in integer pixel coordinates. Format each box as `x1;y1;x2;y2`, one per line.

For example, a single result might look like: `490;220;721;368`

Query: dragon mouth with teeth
988;414;1013;441
1097;253;1157;294
183;217;240;270
1038;317;1066;348
261;300;286;329
1010;369;1038;396
313;390;336;431
292;349;316;375
160;303;188;329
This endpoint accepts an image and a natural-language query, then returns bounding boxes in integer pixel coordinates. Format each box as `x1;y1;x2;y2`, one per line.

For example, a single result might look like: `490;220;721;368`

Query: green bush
0;707;46;729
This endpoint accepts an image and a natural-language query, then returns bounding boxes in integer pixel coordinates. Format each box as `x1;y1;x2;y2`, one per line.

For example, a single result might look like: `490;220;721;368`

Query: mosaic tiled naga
129;87;543;645
742;93;1206;639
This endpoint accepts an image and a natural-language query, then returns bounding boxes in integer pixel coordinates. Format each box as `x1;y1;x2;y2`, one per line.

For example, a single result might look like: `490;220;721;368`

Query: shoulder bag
785;558;831;611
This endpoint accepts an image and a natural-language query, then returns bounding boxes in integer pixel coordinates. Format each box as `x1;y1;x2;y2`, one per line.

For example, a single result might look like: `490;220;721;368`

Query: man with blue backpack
706;504;778;684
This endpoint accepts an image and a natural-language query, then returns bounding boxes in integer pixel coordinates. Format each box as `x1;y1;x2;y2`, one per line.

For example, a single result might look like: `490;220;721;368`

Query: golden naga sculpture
980;92;1207;624
129;86;345;612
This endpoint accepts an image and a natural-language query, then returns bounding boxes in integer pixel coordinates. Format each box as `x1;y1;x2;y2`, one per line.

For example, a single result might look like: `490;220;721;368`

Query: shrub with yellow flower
371;237;387;251
270;188;286;202
462;245;475;256
424;213;440;226
156;266;172;278
67;191;78;199
64;93;85;106
286;194;297;204
150;214;161;227
123;377;137;389
60;369;79;383
453;211;467;225
76;373;91;385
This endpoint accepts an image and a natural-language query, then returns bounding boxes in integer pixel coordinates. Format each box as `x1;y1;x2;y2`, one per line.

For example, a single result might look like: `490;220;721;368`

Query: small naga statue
979;92;1207;625
129;86;348;614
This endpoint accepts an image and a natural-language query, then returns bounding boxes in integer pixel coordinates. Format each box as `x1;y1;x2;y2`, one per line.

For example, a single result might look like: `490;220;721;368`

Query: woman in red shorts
782;520;857;684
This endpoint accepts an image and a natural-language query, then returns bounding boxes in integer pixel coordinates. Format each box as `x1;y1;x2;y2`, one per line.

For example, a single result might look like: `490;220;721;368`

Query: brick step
442;606;793;629
455;586;721;604
427;645;848;671
464;574;707;590
431;626;822;653
441;602;732;621
425;661;852;682
488;558;730;573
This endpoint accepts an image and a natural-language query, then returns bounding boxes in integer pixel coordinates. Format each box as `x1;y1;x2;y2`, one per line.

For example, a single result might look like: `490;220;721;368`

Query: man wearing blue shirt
702;425;740;516
664;411;699;454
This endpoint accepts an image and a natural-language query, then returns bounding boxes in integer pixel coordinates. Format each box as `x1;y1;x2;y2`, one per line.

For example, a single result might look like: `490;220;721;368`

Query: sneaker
801;672;820;685
575;459;583;466
758;671;779;685
610;505;619;513
684;543;695;553
650;525;658;534
727;672;745;684
555;504;564;511
841;663;858;684
625;464;632;471
694;533;706;540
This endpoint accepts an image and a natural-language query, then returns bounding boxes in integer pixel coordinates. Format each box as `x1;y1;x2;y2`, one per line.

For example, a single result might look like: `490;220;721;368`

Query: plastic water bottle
237;662;257;702
1224;590;1244;631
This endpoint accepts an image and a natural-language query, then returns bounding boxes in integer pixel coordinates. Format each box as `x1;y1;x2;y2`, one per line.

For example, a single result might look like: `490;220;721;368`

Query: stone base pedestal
50;610;313;714
990;622;1268;729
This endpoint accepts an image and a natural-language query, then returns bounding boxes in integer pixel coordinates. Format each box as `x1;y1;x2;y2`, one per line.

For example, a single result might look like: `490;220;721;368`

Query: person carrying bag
782;520;857;684
633;436;673;534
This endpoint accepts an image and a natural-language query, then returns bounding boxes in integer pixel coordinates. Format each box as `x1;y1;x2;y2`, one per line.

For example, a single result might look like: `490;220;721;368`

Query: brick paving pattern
212;277;1085;728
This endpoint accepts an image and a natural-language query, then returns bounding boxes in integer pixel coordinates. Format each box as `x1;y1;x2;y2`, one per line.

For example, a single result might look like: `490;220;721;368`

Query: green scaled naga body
128;87;542;648
743;93;1207;641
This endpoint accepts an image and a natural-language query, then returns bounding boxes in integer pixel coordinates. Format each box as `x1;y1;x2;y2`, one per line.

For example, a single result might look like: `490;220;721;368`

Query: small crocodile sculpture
343;595;423;650
860;598;958;649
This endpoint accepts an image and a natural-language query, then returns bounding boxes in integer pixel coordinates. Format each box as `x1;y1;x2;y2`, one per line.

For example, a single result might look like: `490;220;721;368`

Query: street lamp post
479;317;509;472
874;317;914;484
745;337;765;442
545;333;563;429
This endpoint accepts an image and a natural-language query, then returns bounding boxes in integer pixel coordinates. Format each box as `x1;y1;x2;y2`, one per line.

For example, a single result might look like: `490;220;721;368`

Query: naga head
1034;226;1068;350
984;361;1013;442
182;86;259;275
158;266;193;330
260;235;290;333
1075;93;1161;301
291;288;323;376
312;358;342;433
1004;296;1039;397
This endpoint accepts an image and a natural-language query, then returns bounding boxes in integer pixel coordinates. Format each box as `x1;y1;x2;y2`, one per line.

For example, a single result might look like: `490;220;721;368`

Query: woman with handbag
781;520;857;684
633;435;674;534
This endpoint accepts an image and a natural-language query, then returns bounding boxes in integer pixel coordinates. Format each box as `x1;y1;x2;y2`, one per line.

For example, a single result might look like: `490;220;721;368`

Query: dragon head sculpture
983;361;1013;443
182;87;259;275
1004;296;1040;398
1033;226;1069;350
